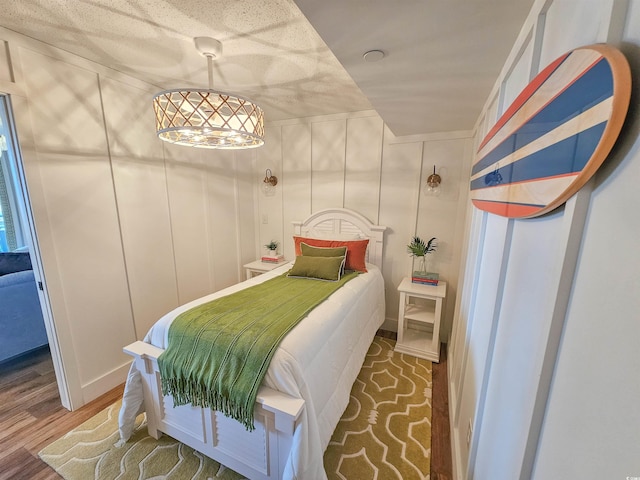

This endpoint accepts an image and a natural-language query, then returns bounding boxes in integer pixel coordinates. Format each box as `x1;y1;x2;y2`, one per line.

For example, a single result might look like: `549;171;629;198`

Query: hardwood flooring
0;338;453;480
0;347;124;480
431;342;453;480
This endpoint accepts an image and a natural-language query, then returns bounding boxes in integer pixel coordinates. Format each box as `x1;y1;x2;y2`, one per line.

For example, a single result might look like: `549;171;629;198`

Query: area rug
324;336;432;480
38;399;244;480
39;336;432;480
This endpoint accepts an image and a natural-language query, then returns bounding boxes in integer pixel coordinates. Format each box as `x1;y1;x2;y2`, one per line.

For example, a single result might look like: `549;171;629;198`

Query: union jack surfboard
471;44;631;218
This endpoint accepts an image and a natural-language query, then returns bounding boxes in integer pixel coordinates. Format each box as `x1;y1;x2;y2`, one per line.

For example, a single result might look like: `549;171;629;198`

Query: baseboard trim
81;361;130;405
381;317;398;332
449;377;464;480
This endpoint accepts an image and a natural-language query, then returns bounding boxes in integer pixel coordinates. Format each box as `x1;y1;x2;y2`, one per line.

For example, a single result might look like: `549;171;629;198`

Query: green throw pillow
300;242;347;258
288;255;346;281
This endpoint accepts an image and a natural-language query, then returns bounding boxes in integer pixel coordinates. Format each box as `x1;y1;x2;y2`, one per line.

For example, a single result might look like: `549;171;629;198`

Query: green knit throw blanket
158;271;358;430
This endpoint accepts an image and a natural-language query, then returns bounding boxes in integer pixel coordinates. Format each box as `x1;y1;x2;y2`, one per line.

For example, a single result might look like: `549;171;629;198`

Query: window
0;95;28;252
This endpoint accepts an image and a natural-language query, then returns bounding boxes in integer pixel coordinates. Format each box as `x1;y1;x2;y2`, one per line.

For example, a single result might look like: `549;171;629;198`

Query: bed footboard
124;341;305;480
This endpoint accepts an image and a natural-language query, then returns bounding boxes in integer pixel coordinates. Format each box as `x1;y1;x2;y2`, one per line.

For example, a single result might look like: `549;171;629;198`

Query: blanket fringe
161;377;256;431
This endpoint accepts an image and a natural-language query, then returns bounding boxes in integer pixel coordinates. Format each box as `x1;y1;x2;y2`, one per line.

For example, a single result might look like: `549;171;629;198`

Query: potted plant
264;240;279;256
407;236;437;276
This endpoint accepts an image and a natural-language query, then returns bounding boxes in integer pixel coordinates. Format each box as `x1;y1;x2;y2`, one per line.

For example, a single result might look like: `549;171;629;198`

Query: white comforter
119;262;385;479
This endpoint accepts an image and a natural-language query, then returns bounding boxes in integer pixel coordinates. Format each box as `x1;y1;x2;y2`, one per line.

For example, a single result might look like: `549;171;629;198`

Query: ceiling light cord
206;54;214;89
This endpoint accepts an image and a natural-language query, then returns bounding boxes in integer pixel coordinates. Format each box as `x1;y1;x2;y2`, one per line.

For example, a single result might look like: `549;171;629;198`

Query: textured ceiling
0;0;534;136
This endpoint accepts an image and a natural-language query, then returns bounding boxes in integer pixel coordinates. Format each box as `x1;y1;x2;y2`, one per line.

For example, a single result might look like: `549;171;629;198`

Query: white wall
254;112;472;336
448;0;640;478
0;29;257;408
531;2;640;478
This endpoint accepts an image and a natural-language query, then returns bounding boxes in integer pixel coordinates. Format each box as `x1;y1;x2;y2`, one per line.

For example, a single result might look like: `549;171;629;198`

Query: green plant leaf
264;240;279;250
407;236;436;257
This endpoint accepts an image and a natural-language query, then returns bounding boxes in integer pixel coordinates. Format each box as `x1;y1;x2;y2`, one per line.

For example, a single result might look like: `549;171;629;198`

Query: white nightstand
396;277;447;363
243;259;287;280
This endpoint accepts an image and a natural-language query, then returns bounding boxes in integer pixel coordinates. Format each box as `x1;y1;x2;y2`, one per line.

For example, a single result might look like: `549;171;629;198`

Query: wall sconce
262;168;278;196
424;165;442;196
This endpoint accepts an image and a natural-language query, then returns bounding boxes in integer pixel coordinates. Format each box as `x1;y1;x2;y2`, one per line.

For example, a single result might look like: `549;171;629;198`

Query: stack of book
412;272;439;285
261;254;284;264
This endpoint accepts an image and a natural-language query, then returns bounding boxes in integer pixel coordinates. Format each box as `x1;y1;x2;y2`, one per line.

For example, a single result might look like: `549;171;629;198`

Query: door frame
1;93;72;410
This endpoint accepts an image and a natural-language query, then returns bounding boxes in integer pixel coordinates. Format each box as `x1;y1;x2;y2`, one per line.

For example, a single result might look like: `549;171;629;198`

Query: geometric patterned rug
324;336;432;479
39;336;432;479
38;400;244;480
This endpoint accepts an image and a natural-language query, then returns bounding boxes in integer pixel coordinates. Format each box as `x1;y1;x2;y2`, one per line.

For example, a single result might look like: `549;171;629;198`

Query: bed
119;208;387;479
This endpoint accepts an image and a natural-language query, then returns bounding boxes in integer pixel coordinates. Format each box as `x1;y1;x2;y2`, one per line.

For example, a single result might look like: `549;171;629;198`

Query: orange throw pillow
293;236;370;272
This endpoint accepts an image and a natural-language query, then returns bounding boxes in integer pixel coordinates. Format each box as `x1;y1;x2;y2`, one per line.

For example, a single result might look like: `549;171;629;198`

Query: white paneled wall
205;150;243;290
235;149;258;274
257;112;472;336
539;0;613;68
101;76;178;339
311;119;347;211
17;48;136;401
2;30;256;408
500;37;535;110
281;123;312;262
379;127;424;321
164;144;212;304
256;127;285;258
417;137;471;331
344;115;383;222
449;0;640;479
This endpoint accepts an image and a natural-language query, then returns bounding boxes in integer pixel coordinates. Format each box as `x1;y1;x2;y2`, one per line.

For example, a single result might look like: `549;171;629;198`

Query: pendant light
153;37;265;149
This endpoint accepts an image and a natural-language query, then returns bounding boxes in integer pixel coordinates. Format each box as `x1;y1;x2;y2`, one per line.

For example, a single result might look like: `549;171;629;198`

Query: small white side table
395;277;447;362
243;259;287;280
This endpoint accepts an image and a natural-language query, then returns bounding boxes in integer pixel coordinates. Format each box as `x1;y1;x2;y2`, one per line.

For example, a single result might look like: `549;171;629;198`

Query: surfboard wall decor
470;44;631;218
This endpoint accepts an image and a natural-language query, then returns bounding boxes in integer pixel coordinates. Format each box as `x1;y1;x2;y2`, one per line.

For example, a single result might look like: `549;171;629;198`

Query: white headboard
292;208;387;271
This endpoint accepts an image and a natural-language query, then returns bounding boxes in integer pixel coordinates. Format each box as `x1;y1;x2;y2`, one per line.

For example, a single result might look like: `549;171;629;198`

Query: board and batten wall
0;28;258;408
254;112;472;336
448;0;640;479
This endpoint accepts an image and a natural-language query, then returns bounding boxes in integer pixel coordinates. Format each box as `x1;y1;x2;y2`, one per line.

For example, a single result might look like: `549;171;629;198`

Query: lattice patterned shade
153;88;264;149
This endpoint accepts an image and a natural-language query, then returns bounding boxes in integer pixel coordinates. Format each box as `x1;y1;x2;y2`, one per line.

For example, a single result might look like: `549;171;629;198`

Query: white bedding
119;261;385;479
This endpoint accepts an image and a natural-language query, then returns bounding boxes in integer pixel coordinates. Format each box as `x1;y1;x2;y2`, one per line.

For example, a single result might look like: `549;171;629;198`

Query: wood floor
0;347;124;480
0;339;452;480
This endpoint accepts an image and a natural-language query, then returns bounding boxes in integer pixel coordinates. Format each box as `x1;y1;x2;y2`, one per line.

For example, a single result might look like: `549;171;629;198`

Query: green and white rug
38;399;243;480
324;336;432;479
39;337;432;480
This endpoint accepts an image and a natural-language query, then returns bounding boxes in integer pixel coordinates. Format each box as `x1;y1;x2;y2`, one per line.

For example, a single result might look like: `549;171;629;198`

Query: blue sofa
0;252;49;363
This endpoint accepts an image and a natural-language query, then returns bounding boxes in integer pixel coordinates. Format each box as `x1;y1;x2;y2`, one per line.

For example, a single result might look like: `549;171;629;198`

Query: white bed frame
123;208;386;479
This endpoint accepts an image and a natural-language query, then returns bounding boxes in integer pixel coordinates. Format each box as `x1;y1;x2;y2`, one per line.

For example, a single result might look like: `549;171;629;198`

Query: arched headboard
292;208;387;271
